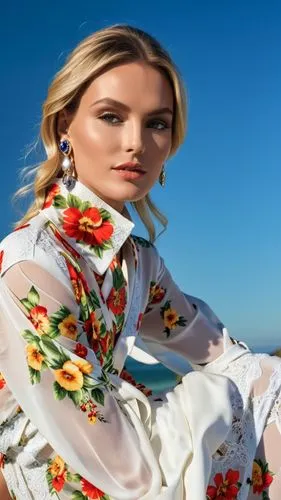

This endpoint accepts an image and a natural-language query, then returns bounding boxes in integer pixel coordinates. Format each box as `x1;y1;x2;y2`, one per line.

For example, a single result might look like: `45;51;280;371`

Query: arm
139;254;248;375
0;472;11;500
0;261;161;500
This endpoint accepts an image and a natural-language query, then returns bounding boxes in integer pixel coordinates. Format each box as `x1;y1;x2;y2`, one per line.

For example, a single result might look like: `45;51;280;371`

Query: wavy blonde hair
14;24;187;242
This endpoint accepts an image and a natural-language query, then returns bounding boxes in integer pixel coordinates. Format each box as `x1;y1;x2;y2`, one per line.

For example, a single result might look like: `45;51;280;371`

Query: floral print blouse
0;179;280;499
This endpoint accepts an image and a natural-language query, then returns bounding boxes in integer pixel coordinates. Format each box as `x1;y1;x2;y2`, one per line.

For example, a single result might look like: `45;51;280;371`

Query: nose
123;120;145;155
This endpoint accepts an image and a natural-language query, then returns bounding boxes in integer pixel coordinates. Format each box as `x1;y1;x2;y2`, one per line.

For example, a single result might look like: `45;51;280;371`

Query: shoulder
0;215;45;277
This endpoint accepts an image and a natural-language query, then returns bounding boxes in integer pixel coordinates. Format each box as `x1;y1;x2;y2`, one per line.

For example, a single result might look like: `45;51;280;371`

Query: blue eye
148;119;169;130
99;113;121;124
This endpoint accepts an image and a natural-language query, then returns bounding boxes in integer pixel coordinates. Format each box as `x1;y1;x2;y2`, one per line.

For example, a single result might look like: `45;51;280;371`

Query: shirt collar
40;178;135;275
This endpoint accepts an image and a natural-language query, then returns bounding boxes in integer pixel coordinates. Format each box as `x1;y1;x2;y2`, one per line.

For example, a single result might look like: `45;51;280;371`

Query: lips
113;162;146;174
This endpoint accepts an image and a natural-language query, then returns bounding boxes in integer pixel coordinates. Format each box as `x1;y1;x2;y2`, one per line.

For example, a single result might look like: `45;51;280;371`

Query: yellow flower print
26;344;45;371
88;412;97;424
54;360;84;391
164;308;179;330
58;314;78;340
48;455;66;477
73;359;93;375
160;300;187;338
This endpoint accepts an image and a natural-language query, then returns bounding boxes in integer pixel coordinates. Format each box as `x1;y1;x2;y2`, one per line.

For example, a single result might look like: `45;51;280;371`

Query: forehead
81;61;174;111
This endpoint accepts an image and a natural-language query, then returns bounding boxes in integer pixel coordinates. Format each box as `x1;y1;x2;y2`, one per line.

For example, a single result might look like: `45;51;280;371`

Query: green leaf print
49;305;72;338
39;335;69;369
28;366;41;385
53;194;68;209
67;193;82;209
21;329;39;344
71;492;87;500
80;200;92;212
89;290;101;310
66;472;81;483
91;387;105;406
27;286;40;307
99;208;113;222
112;266;125;290
53;381;67;400
68;389;83;406
83;375;98;390
20;298;34;313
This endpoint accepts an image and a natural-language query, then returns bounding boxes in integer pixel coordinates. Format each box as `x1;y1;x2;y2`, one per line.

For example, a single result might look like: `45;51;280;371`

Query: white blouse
0;179;280;499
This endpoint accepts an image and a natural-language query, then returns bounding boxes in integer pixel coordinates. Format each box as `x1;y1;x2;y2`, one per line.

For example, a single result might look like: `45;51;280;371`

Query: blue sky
1;0;280;351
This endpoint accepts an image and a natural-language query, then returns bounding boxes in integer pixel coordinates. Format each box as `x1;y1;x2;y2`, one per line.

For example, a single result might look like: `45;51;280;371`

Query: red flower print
120;369;152;397
66;260;90;302
207;469;241;499
43;183;60;209
81;477;105;499
250;459;274;494
52;474;66;492
99;333;112;354
149;282;166;304
0;453;6;468
74;343;88;359
29;305;50;335
136;312;144;331
107;287;126;315
14;223;30;232
62;207;114;247
0;372;6;390
0;250;4;273
52;225;80;260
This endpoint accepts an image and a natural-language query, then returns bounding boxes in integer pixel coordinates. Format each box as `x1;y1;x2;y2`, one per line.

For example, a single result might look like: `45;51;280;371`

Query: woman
0;25;280;500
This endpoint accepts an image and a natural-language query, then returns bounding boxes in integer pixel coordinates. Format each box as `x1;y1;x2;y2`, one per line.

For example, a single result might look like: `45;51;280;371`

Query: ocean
126;345;281;393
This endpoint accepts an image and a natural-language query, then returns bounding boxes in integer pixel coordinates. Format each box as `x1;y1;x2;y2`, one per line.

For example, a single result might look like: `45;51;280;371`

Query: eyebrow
91;97;173;116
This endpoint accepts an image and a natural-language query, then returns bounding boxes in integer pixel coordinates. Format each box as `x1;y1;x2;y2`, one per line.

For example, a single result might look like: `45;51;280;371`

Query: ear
57;110;72;139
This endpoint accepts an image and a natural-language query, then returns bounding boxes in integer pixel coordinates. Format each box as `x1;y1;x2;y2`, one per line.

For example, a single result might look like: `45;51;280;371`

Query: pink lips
112;162;146;180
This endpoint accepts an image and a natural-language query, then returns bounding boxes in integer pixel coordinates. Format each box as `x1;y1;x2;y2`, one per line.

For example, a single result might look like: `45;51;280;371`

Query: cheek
70;116;119;155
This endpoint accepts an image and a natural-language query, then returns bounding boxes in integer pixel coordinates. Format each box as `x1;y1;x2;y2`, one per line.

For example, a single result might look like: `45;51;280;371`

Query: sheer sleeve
139;254;248;375
0;261;161;500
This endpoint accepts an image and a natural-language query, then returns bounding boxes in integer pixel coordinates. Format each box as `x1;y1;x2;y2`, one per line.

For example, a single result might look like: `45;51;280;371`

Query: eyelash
98;112;170;130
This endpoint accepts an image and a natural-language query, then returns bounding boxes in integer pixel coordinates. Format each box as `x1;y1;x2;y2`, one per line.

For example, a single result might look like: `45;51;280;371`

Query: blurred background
1;0;280;391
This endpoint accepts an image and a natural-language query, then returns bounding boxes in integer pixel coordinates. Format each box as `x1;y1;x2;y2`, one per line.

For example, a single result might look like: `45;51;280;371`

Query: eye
147;119;170;130
99;112;122;125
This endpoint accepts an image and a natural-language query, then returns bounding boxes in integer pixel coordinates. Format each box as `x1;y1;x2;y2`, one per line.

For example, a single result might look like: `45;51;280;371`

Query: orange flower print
207;469;241;499
149;281;166;305
29;305;50;335
107;287;126;315
0;250;4;274
58;314;78;340
164;308;179;329
81;477;106;499
47;455;67;492
249;459;274;495
62;206;114;247
74;342;88;358
43;183;60;209
26;344;45;371
54;360;84;392
0;372;6;390
160;300;187;337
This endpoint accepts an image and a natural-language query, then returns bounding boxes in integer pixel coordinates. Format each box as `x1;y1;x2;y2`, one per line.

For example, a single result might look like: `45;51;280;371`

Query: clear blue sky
1;0;280;351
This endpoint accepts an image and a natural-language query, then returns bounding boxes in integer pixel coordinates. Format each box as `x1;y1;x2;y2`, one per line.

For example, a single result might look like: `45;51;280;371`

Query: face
60;61;174;212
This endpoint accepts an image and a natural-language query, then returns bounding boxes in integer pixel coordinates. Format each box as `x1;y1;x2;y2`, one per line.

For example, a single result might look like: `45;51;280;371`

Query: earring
59;138;76;191
159;165;166;187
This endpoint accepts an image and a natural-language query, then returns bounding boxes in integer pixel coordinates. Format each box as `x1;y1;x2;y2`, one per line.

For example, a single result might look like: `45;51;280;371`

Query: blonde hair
14;24;187;242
